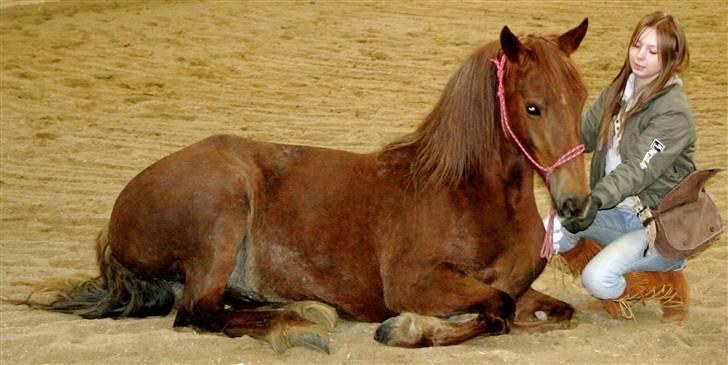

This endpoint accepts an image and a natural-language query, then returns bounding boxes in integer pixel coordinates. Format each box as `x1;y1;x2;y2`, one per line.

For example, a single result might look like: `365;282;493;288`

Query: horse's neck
472;139;537;206
377;142;536;203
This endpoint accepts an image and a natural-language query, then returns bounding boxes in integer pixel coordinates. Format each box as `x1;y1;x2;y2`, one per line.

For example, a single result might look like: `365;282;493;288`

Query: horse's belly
225;227;392;321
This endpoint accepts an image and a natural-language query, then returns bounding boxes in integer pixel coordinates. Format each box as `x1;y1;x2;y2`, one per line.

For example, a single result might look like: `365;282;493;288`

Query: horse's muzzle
556;196;589;219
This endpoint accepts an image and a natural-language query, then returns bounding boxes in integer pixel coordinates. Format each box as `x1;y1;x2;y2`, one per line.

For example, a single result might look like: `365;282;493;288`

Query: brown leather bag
652;168;724;260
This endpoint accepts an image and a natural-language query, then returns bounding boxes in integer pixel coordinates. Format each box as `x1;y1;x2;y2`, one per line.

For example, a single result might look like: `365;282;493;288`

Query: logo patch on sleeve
640;138;665;169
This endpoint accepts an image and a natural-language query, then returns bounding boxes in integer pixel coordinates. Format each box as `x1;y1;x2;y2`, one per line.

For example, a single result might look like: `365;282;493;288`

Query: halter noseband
491;54;585;259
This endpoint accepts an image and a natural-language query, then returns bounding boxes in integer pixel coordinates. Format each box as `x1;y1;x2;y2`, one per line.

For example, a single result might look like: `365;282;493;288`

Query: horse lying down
34;19;592;353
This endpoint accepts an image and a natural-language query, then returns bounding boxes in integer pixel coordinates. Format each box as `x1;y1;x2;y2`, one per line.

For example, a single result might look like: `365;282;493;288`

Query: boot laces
549;254;572;288
612;284;683;319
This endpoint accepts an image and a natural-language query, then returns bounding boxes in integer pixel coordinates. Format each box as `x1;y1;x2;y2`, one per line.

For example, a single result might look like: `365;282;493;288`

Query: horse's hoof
266;322;330;354
262;313;331;354
374;313;426;347
288;332;330;354
373;319;393;344
284;301;338;331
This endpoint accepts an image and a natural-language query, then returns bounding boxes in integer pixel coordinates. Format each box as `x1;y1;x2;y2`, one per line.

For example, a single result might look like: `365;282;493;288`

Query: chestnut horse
44;20;591;353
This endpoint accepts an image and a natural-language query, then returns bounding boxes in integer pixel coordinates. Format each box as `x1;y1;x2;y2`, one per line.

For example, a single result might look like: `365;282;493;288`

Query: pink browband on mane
491;54;586;259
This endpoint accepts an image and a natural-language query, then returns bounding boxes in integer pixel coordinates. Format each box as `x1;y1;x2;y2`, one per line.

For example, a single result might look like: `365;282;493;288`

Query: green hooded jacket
581;82;697;210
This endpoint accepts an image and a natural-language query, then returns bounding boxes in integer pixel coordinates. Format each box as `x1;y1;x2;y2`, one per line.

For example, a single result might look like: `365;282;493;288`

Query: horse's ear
500;26;525;63
557;18;588;55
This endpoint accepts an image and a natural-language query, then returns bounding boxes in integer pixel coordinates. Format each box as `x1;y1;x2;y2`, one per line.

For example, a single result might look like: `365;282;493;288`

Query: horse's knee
483;290;515;320
501;291;516;318
483;296;513;333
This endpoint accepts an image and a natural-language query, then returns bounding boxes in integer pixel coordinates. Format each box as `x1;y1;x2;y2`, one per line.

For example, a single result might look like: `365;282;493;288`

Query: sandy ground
1;1;726;364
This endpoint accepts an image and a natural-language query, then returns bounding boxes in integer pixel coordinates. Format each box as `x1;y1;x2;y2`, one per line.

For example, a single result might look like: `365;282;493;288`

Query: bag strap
658;168;724;212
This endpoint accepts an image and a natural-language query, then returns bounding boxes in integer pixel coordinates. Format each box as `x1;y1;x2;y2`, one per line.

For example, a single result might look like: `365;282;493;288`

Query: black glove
562;195;601;233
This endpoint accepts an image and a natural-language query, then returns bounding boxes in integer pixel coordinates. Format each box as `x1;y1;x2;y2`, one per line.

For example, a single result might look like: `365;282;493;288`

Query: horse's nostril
560;198;577;218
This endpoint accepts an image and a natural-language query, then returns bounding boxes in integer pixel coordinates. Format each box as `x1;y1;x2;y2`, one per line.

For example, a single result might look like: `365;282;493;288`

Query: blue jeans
550;206;687;299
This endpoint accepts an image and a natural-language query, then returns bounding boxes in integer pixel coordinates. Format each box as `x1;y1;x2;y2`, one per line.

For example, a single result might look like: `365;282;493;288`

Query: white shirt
605;73;639;212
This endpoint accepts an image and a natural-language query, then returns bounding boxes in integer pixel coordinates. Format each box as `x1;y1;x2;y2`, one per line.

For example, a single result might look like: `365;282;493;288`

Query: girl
554;11;694;323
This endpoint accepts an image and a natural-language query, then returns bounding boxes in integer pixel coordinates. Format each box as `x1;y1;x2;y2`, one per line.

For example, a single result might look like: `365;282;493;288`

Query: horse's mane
382;41;501;189
382;35;586;190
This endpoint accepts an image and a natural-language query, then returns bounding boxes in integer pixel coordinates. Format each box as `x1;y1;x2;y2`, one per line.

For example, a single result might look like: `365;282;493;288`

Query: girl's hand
562;195;601;233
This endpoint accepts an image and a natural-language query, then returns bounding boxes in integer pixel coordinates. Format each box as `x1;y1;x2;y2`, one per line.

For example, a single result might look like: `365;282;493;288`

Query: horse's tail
48;227;176;319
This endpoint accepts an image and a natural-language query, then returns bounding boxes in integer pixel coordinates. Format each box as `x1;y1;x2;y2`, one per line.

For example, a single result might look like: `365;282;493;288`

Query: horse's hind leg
171;213;332;353
512;287;574;333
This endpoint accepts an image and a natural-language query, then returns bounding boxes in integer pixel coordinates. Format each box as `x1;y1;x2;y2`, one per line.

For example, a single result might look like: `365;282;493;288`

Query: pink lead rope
491;54;586;259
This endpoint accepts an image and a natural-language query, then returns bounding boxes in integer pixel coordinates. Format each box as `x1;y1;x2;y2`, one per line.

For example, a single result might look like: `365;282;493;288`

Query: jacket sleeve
591;108;696;209
580;90;607;153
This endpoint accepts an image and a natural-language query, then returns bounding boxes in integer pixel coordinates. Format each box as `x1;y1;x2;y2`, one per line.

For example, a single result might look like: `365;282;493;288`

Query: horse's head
498;19;590;219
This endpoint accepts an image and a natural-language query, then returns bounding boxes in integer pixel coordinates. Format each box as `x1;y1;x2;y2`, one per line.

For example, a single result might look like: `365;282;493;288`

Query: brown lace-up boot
600;271;689;324
557;240;689;323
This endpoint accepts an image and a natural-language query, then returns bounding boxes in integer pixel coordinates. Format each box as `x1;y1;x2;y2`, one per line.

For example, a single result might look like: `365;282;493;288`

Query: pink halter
491;54;585;259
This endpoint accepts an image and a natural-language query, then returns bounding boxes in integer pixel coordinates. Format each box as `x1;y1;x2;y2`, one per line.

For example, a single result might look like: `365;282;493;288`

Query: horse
39;19;591;353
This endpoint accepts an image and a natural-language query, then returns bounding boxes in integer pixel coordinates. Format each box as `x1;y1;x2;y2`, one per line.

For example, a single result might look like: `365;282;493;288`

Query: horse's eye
526;104;541;116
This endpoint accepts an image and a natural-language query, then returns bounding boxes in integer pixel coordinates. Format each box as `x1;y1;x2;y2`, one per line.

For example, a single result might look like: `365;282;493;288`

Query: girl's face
629;27;663;88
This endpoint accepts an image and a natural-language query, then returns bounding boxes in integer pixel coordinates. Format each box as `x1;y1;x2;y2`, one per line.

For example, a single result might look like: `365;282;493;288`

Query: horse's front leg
512;287;574;333
375;264;515;347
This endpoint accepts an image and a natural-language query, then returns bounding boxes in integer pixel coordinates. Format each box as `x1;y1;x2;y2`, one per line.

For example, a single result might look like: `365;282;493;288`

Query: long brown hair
382;43;500;189
596;11;690;150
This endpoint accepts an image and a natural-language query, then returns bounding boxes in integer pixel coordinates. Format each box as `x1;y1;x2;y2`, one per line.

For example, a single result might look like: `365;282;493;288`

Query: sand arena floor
1;1;726;364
